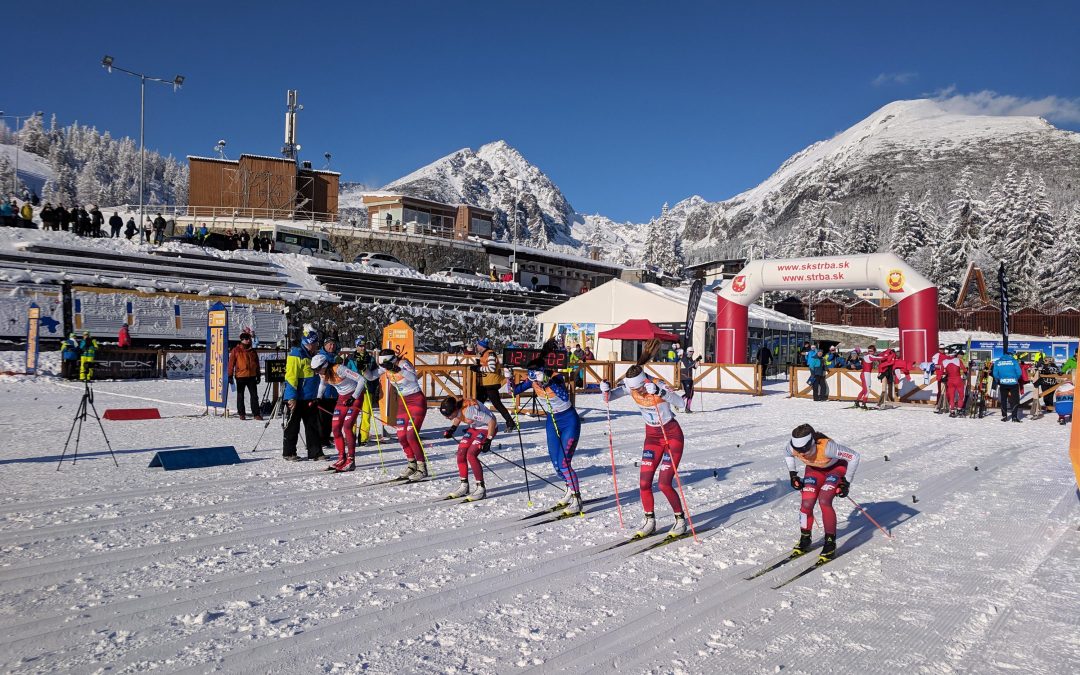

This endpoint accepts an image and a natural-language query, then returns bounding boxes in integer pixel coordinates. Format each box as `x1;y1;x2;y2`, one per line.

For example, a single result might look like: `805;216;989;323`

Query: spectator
76;207;91;236
56;205;71;232
489;264;498;281
124;217;137;240
90;205;104;237
78;331;99;381
198;224;209;242
807;347;829;402
1062;350;1077;375
142;218;152;243
756;344;773;378
19;186;31;202
0;199;14;227
152;213;167;245
184;222;194;237
117;323;131;348
30;190;39;206
40;203;56;231
109;212;123;238
229;332;263;421
239;230;250;249
583;345;595;361
992;350;1023;422
252;235;262;252
60;332;81;380
19;201;34;227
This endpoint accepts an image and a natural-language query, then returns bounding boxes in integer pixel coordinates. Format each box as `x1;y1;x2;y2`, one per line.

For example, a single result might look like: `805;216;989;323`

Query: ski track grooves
522;438;1025;673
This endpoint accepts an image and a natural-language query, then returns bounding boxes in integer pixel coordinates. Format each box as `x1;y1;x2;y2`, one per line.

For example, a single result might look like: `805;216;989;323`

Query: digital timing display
503;348;569;370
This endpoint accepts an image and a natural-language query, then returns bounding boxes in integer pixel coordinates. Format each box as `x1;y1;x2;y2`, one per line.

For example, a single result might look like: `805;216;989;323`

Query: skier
369;349;429;480
854;346;882;409
348;338;379;445
941;350;967;417
876;348;897;404
785;423;861;561
677;347;702;412
601;366;689;538
992;351;1023;423
311;353;368;472
78;331;98;381
886;352;912;404
439;395;497;500
509;359;583;515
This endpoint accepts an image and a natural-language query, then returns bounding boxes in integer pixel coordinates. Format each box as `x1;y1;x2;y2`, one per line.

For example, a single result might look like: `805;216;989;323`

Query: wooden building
188;154;339;222
361;194;495;241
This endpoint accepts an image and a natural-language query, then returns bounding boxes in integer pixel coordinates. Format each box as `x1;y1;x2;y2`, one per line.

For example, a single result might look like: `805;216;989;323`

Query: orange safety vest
792;437;835;469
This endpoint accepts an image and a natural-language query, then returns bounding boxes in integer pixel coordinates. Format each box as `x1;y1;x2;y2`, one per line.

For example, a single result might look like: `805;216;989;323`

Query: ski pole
846;496;895;540
251;395;282;453
476;454;503;482
656;402;699;542
363;388;386;474
604;396;625;528
489;447;565;491
397;390;435;477
513;393;533;506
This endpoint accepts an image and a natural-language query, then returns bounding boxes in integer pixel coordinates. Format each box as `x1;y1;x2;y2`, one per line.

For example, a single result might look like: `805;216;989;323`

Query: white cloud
931;86;1080;124
872;72;917;87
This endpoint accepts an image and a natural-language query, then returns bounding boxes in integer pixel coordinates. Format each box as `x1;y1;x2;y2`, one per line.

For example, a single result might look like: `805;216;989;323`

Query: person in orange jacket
228;332;262;420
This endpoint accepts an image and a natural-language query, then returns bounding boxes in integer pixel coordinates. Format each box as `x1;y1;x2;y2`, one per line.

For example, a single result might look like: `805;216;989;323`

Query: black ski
772;554;837;589
743;548;817;580
519;497;603;521
602;531;666;551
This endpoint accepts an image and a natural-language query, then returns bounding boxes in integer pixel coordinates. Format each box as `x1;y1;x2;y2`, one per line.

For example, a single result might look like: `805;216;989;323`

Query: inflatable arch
716;253;939;365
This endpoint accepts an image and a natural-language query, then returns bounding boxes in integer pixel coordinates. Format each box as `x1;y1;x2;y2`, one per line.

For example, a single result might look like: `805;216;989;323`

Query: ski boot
335;455;355;472
819;533;837;561
505;420;518;433
634;512;656;538
948;409;957;418
791;529;813;556
555;485;574;508
1011;415;1022;423
398;460;419;480
668;513;688;537
409;461;429;481
323;457;344;472
562;492;583;516
465;482;486;502
447;480;469;499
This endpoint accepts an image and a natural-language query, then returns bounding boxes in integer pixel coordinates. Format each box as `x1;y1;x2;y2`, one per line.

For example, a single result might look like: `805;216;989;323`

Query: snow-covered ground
0;375;1076;673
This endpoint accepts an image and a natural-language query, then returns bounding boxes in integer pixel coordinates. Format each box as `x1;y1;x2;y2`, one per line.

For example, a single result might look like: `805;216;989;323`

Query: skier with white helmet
310;353;368;472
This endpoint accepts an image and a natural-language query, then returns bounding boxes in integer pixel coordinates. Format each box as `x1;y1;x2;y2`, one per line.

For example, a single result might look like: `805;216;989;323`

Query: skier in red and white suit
365;349;428;481
941;352;968;416
439;395;497;501
601;365;689;539
855;346;883;409
312;354;366;472
785;423;861;561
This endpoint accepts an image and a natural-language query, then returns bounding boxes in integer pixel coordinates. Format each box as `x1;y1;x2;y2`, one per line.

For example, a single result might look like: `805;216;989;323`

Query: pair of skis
742;544;837;588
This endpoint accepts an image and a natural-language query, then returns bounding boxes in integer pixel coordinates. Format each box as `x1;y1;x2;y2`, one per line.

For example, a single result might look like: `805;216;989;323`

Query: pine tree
937;167;987;302
801;196;842;258
983;166;1021;262
889;193;923;263
849;205;878;254
917;195;944;281
1004;171;1041;307
742;217;771;259
17;114;49;157
1050;203;1080;307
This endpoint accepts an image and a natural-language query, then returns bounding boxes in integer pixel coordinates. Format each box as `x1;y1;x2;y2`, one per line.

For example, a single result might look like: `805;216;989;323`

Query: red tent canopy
597;319;681;342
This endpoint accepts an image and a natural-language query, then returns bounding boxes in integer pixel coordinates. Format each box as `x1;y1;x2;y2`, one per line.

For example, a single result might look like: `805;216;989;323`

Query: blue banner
205;302;229;408
25;303;40;375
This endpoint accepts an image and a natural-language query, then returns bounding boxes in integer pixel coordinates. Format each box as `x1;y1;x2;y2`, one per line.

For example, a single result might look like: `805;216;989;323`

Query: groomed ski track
0;378;1076;673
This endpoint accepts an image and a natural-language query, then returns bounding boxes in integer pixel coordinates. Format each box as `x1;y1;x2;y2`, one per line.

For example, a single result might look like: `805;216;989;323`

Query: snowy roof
187;155;239;165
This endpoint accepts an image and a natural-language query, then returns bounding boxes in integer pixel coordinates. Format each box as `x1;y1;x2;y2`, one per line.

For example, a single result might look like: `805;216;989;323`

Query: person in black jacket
90;206;104;237
124;217;137;240
109;212;123;238
756;344;774;379
56;205;70;232
39;203;56;231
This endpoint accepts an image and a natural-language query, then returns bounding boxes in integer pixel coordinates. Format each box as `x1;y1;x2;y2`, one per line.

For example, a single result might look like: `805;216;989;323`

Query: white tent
535;278;810;360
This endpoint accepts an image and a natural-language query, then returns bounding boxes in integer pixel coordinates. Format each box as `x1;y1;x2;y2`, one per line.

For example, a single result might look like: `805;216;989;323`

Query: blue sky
6;1;1080;222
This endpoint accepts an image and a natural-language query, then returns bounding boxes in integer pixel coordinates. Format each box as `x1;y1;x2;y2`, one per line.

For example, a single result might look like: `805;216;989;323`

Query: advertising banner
25;303;40;375
205;302;229;408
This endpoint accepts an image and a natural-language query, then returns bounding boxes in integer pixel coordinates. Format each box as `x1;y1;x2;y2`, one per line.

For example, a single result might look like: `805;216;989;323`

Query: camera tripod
57;380;118;470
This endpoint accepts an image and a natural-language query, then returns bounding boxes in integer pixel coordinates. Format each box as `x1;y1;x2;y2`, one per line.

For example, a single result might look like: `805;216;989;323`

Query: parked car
353;252;413;270
164;233;235;252
257;224;343;261
534;284;566;295
431;266;485;281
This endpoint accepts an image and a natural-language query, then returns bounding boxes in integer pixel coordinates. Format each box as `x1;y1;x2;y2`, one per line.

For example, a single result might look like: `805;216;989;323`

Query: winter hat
476;338;491;350
686;347;695;355
439;396;461;418
301;335;319;348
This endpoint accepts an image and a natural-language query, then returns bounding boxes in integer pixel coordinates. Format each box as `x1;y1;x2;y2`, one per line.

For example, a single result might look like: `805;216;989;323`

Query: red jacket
118;325;131;348
228;345;260;379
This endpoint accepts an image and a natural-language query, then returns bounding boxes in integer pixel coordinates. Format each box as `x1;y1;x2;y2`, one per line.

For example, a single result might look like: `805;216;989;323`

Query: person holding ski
785;423;861;561
439;395;497;500
369;349;429;480
311;353;368;472
940;349;967;417
601;365;689;538
509;357;583;515
677;347;702;412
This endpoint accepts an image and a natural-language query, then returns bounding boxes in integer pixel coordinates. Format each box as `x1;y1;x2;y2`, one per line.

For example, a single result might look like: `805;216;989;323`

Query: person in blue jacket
283;333;325;460
806;346;829;402
992;351;1023;422
510;357;584;515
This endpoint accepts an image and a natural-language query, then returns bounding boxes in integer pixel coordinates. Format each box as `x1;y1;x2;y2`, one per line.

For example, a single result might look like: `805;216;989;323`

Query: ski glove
442;428;456;439
644;382;658;394
837;477;850;498
480;438;492;453
599;380;610;392
789;471;803;490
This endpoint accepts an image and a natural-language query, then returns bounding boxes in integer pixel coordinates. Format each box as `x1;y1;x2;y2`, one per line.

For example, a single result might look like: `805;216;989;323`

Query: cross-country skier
601;365;689;538
677;348;702;412
785;423;861;561
368;349;429;479
940;350;967;417
509;360;583;515
855;346;882;409
311;353;368;472
439;395;497;500
446;338;515;439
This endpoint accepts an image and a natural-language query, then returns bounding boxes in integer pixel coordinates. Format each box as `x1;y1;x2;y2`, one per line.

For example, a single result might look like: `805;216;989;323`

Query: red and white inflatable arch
716;253;938;365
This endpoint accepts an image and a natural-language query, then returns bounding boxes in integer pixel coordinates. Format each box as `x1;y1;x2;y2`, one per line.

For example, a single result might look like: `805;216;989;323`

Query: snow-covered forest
0;115;188;208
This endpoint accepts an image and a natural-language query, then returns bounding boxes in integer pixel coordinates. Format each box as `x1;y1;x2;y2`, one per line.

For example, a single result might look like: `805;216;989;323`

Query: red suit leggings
456;428;488;482
331;395;363;462
639;420;684;513
395;391;428;461
946;379;965;409
799;462;848;535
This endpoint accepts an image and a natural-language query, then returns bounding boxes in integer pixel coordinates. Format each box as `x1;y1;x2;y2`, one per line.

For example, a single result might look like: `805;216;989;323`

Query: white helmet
310;354;329;371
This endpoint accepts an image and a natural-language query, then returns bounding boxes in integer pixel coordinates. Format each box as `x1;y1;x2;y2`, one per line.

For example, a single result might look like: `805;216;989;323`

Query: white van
258;224;343;261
